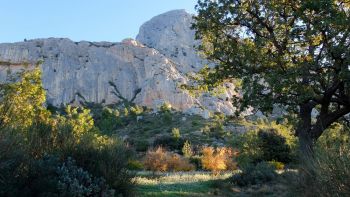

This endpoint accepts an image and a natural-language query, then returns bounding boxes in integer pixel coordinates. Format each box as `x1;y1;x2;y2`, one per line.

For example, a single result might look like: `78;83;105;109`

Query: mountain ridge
0;10;236;117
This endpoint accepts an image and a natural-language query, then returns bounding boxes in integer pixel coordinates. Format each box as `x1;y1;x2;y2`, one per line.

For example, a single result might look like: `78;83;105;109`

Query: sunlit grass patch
134;171;233;184
134;171;234;196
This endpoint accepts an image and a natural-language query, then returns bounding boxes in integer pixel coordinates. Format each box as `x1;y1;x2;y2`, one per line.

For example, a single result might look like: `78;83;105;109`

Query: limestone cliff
0;10;236;116
136;9;206;73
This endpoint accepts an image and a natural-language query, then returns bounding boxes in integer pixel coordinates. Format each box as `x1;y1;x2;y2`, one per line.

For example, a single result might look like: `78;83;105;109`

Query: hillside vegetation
2;67;349;197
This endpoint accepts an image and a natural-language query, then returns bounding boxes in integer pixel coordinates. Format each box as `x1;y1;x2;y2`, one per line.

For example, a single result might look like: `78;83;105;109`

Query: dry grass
134;171;233;185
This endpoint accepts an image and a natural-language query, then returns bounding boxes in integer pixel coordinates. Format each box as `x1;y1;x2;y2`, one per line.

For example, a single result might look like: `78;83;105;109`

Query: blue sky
0;0;197;43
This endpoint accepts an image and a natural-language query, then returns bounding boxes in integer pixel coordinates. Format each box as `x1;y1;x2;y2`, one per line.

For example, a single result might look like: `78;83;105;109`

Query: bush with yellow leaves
201;146;237;173
143;147;195;172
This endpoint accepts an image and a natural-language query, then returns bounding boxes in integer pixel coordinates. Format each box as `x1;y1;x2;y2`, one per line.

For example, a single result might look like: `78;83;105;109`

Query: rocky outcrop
0;10;236;116
136;9;206;73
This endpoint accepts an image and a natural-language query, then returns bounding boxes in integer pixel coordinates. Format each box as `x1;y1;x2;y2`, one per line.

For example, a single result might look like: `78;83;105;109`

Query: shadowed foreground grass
134;171;233;197
134;171;290;197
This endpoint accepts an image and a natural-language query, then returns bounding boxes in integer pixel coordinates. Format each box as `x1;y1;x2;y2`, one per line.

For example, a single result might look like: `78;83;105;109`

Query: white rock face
136;9;206;73
0;10;236;116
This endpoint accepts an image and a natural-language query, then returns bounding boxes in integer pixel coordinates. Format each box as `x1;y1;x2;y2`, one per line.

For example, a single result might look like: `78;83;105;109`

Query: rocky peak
136;10;205;73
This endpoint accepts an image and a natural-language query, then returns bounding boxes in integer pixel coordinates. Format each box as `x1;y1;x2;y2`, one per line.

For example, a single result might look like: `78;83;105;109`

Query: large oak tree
193;0;350;154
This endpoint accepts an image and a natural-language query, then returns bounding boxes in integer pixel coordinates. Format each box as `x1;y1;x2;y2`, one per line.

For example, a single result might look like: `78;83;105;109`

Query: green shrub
0;155;60;197
230;162;277;186
182;140;193;158
317;122;349;152
163;111;173;123
2;132;134;197
232;121;297;166
25;156;62;197
212;113;225;122
57;157;114;197
153;135;185;151
124;108;129;116
189;155;202;170
192;120;200;126
0;130;29;196
231;130;262;165
209;123;227;139
172;128;181;140
268;161;285;170
0;67;48;130
127;160;144;170
50;107;134;196
0;69;135;197
132;139;150;152
95;107;121;134
0;154;114;197
64;105;95;139
129;105;144;116
258;129;292;163
201;125;211;135
160;102;172;112
71;134;135;196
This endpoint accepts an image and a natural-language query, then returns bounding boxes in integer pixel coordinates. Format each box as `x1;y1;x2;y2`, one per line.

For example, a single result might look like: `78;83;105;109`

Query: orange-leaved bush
143;147;195;172
201;147;237;173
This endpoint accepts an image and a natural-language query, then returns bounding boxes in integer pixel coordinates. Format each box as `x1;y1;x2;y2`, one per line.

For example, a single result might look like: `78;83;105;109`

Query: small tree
123;108;129;117
182;140;193;158
172;128;181;140
62;105;95;142
0;65;49;130
160;102;172;113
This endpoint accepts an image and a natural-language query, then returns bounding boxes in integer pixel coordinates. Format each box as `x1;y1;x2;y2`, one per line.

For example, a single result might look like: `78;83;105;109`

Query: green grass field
134;171;232;197
133;171;289;197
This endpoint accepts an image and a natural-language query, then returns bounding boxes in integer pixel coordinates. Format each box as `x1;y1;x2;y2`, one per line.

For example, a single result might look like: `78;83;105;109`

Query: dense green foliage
193;0;350;152
153;135;186;151
92;105;229;153
193;1;350;195
230;162;277;186
0;66;48;130
0;68;134;196
232;120;296;166
94;107;122;134
0;153;115;196
257;129;292;163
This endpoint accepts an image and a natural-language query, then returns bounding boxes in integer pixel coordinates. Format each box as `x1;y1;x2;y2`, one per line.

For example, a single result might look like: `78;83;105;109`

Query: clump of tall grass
289;123;350;197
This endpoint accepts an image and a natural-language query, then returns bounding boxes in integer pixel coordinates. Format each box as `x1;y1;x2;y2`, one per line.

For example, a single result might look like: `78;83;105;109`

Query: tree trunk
296;104;317;188
298;127;314;160
297;103;315;160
